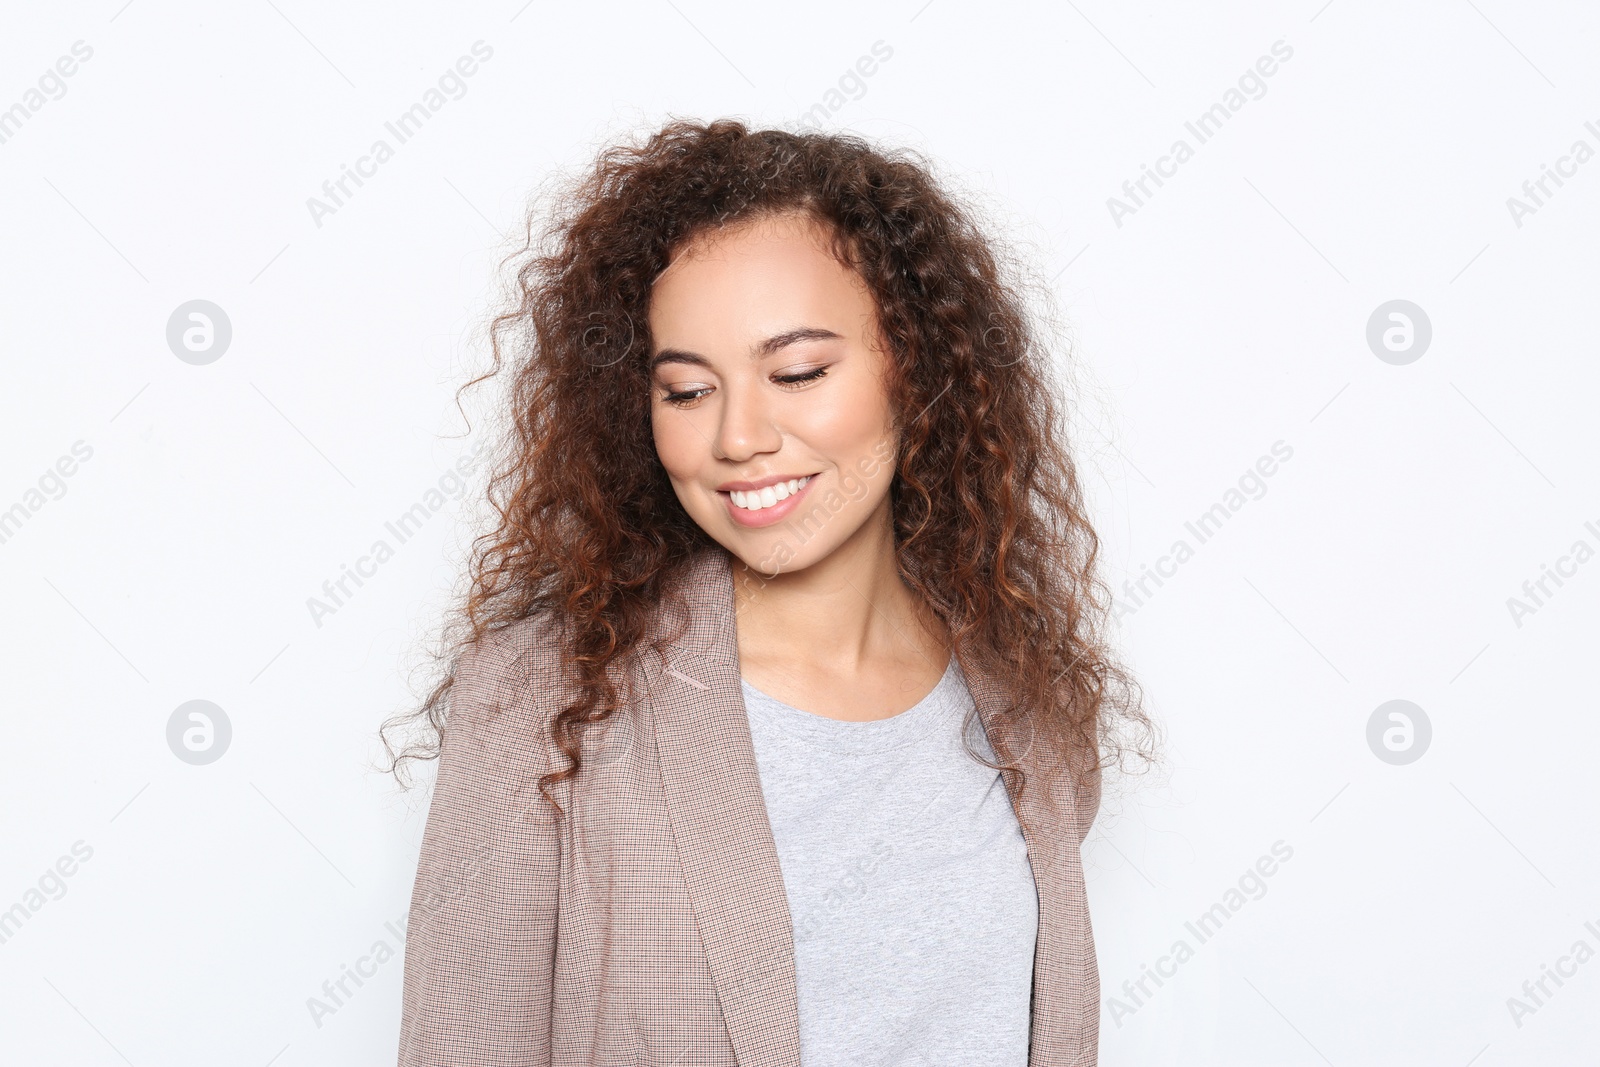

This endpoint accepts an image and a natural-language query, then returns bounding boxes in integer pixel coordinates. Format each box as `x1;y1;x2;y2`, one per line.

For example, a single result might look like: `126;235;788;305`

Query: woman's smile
720;472;818;527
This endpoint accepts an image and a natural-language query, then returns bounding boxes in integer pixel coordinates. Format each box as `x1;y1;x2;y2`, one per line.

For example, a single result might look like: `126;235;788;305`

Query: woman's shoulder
449;612;571;732
463;611;566;675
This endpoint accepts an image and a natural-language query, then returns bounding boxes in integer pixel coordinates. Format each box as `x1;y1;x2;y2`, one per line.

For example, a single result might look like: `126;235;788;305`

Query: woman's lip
716;472;819;492
720;474;818;528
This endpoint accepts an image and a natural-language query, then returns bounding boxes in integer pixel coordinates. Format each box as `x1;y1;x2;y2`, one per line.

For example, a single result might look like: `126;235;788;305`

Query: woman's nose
713;381;784;462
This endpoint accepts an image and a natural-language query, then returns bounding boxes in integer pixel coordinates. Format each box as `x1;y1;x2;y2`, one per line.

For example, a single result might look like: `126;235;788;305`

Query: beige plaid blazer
398;546;1101;1065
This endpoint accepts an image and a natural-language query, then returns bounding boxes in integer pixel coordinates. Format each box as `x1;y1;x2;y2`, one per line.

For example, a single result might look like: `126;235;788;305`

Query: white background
2;1;1597;1064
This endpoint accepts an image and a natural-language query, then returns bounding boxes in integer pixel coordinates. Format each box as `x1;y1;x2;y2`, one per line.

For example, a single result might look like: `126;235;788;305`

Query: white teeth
730;476;810;512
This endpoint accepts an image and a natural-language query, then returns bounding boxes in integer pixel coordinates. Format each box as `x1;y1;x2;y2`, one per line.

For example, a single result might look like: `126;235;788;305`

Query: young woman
386;119;1149;1066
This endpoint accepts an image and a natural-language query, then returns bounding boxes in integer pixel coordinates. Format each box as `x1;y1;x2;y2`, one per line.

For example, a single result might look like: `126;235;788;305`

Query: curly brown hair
380;117;1154;818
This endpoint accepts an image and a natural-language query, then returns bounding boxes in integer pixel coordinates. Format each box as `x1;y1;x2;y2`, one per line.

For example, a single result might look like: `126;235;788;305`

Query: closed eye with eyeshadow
660;364;832;407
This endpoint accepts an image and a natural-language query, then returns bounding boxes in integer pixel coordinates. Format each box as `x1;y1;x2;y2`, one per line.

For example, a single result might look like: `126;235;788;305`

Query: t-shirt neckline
739;656;967;753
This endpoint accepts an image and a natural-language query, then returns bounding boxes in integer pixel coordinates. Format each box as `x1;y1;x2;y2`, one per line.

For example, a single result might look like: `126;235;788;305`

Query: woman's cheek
651;412;698;483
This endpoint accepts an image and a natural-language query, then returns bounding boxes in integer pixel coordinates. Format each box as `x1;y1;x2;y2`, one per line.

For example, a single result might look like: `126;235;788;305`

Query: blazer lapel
955;634;1089;1066
644;547;804;1066
644;546;1077;1067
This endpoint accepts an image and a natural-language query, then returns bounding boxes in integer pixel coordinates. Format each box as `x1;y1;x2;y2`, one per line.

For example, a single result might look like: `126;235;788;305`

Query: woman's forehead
659;210;835;274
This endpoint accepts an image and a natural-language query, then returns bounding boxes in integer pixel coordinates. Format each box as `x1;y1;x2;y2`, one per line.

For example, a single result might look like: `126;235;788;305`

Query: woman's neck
729;522;949;685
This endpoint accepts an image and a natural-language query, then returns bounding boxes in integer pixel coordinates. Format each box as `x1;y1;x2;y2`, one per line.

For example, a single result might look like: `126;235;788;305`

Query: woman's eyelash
774;366;829;387
661;387;710;406
660;366;830;407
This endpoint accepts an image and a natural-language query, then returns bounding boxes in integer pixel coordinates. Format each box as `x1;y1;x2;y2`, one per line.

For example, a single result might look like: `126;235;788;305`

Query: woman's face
648;210;900;577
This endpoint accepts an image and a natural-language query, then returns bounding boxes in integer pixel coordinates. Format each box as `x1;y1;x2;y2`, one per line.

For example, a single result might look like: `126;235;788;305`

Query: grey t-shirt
740;656;1038;1066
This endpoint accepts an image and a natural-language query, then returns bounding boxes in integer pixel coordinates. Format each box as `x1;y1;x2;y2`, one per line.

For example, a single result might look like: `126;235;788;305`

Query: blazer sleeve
1072;754;1103;844
398;629;562;1066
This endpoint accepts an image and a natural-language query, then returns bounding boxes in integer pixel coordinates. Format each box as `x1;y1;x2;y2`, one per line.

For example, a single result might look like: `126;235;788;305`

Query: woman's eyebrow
649;326;843;372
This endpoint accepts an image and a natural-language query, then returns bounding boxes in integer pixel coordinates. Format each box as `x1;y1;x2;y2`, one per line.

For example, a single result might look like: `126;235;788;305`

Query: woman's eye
659;367;829;407
661;386;711;407
775;366;829;388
